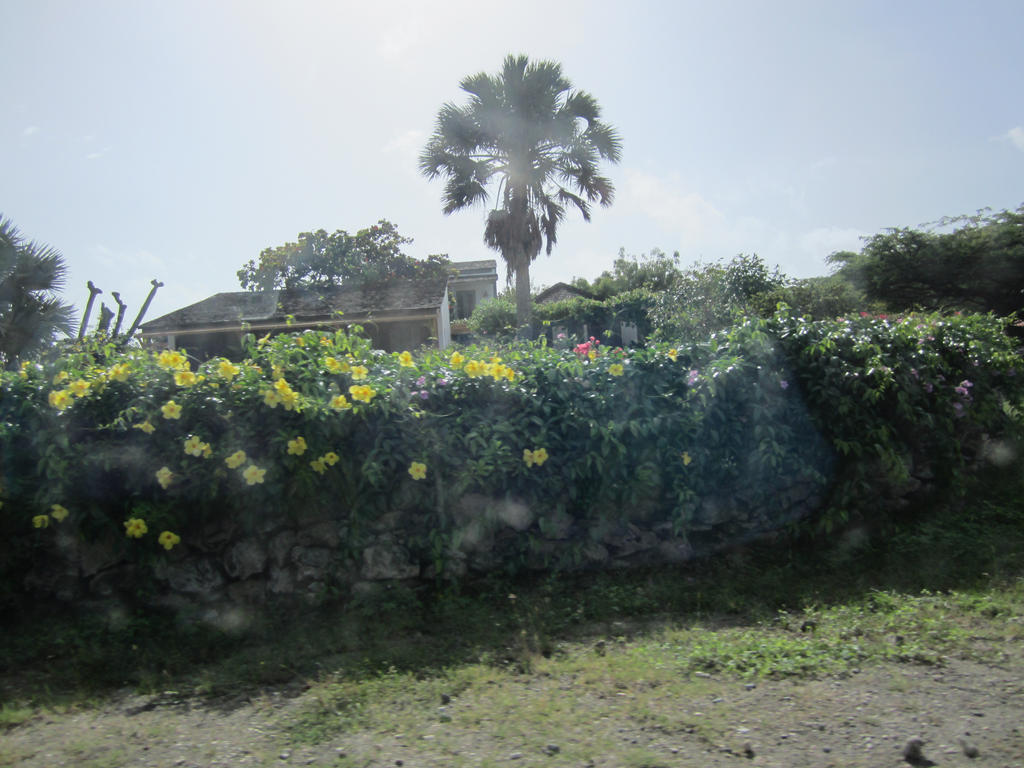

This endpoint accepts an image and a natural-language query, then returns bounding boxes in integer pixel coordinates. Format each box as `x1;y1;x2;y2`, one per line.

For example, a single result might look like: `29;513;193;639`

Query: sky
2;0;1022;326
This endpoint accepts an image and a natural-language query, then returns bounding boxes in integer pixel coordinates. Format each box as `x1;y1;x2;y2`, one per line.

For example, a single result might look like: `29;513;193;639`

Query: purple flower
416;376;427;387
953;402;964;416
687;369;700;386
419;390;429;400
959;380;973;389
910;368;919;379
924;382;934;393
779;380;789;390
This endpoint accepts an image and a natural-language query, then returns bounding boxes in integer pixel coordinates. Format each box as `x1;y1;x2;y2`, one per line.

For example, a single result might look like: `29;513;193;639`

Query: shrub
1;310;1020;594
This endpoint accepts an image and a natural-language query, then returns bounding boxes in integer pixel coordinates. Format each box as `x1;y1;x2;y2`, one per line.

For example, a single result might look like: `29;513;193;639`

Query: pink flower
687;369;699;386
779;380;789;390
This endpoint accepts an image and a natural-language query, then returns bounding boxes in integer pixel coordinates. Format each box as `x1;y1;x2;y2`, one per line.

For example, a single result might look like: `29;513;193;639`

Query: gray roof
535;282;596;304
140;278;449;335
452;260;498;278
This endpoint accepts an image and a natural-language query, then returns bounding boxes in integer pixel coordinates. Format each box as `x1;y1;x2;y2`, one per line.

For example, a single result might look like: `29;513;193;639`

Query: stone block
361;542;419;580
224;538;268;580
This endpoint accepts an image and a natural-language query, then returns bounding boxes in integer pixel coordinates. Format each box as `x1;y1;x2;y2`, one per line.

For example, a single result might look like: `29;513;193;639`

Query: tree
237;219;451;291
0;216;75;369
827;205;1024;315
572;248;683;300
421;54;621;337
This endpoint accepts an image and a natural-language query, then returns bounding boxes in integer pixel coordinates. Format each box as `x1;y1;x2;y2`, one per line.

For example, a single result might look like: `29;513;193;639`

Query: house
534;282;597;304
449;260;499;336
139;277;452;359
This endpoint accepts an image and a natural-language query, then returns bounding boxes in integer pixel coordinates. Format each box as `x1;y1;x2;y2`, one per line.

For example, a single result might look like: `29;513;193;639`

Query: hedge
1;309;1021;596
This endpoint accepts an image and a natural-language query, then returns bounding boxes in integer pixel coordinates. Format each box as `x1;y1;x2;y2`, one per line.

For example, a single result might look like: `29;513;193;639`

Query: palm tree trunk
514;254;533;340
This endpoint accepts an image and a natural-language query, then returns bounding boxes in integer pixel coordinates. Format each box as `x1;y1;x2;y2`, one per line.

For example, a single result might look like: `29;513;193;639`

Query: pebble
440;693;451;705
902;737;924;763
958;738;979;758
545;744;560;755
509;752;522;760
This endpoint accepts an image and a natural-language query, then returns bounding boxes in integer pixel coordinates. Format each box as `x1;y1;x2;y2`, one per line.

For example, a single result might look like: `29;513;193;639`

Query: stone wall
22;458;937;615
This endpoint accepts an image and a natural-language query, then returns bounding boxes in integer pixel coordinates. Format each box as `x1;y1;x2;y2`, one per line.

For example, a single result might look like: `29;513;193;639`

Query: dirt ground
3;654;1022;768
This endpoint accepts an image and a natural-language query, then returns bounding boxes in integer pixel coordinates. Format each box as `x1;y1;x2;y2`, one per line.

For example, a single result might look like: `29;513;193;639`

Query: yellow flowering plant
286;436;308;455
225;450;247;469
124;517;148;538
158;530;181;550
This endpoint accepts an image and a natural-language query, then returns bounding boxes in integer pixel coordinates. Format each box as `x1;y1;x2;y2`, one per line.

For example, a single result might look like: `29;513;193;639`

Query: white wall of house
437;285;452;349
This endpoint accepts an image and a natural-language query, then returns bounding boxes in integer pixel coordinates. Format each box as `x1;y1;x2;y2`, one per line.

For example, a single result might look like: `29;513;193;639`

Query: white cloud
85;147;112;161
383;129;425;160
621;169;725;246
1007;126;1024;152
798;226;865;260
22;125;38;137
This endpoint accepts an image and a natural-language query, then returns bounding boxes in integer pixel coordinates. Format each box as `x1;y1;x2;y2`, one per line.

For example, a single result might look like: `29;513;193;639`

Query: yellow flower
124;517;148;538
242;464;266;485
681;452;692;466
225;450;247;469
108;363;131;381
263;388;281;408
157;350;188;370
408;461;427;480
350;365;369;381
50;504;69;522
587;349;597;361
134;420;156;434
319;336;333;347
161;400;182;420
349;384;376;403
272;364;285;380
52;370;69;385
310;457;326;474
324;356;343;373
524;447;549;467
48;389;72;410
398;351;415;368
257;333;271;347
32;514;50;529
330;394;351;411
217;359;240;380
183;435;207;457
609;363;624;377
174;370;197;387
668;349;678;363
490;356;502;364
69;379;90;398
287;436;308;455
323;452;339;466
156;466;174;488
201;443;212;458
464;360;483;378
294;335;306;347
158;531;181;551
449;351;464;368
504;367;516;382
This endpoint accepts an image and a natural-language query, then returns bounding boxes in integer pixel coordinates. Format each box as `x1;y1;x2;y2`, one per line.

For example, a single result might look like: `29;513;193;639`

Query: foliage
572;248;683;300
828;204;1024;316
650;253;787;341
467;296;517;339
0;216;75;370
1;309;1021;599
237;219;452;291
752;275;866;320
421;54;622;335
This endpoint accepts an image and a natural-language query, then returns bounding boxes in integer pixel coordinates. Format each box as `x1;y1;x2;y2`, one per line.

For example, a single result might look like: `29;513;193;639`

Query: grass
1;469;1023;762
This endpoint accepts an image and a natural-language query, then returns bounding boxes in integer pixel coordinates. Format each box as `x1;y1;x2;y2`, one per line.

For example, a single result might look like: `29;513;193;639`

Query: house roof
140;278;449;335
534;282;597;304
451;260;498;281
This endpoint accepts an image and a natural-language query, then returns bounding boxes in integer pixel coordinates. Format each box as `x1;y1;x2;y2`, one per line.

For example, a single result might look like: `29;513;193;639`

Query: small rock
440;693;451;705
509;753;522;760
545;744;560;755
742;742;755;759
744;683;756;690
902;738;924;764
279;750;291;760
958;738;979;758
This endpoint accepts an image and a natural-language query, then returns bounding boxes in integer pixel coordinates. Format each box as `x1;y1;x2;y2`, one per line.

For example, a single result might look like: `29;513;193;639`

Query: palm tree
0;216;75;369
421;54;621;337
